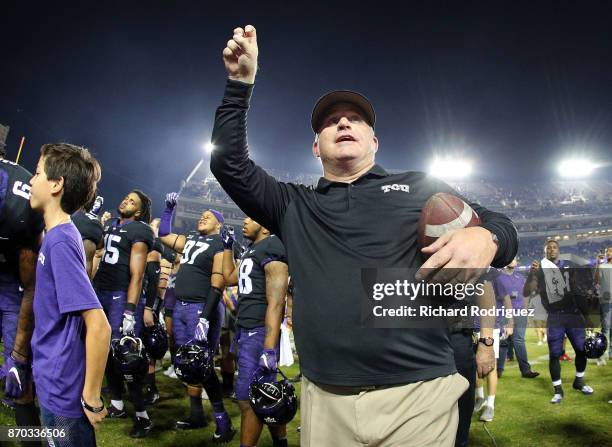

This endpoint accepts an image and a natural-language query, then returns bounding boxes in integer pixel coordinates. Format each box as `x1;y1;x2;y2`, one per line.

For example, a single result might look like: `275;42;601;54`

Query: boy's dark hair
41;143;101;215
131;189;151;223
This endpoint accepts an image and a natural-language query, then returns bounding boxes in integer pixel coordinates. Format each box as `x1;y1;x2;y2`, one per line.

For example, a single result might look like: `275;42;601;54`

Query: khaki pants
300;373;468;447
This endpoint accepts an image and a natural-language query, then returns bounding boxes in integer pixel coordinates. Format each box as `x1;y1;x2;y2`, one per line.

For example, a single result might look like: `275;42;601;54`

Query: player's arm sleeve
212;237;225;256
431;176;518;268
260;237;287;268
84;221;104;247
144;260;161;309
50;241;102;314
131;224;155;251
210;79;297;236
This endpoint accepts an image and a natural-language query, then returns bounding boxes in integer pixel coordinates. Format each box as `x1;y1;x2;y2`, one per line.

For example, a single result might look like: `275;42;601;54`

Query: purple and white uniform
173;232;224;349
93;218;154;339
234;235;286;401
0;159;44;379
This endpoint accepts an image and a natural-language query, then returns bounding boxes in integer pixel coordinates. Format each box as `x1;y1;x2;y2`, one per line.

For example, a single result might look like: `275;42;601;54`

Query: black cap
311;90;376;134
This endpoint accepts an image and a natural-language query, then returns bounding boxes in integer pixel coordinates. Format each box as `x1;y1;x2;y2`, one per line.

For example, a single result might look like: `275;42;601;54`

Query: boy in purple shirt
29;143;111;446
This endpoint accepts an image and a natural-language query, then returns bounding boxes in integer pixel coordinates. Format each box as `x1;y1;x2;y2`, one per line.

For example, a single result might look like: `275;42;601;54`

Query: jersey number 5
103;234;121;265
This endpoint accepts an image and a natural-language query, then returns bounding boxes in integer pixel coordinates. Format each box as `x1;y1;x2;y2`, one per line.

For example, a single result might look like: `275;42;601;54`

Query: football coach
210;25;518;447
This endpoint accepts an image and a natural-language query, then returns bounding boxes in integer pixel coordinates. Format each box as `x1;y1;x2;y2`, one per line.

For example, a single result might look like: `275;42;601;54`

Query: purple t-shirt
32;222;102;418
493;270;526;310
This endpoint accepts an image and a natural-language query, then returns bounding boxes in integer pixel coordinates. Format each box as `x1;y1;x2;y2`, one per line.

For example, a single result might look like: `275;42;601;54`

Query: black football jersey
93;218;154;291
236;235;287;329
72;210;103;247
0;159;44;286
174;231;224;302
537;259;592;313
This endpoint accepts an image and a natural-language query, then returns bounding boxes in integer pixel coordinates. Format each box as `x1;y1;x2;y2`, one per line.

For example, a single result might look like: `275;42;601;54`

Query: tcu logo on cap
381;184;410;193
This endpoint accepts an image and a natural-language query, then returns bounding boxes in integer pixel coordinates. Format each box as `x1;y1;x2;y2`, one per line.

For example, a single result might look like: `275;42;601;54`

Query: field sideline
1;330;610;446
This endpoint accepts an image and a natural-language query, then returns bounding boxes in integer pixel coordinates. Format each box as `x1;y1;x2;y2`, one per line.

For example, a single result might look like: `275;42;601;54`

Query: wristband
81;395;105;413
11;350;28;360
125;303;136;312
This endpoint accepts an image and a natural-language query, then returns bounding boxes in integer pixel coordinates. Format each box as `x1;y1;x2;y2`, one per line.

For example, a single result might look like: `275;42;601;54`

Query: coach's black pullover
210;79;518;386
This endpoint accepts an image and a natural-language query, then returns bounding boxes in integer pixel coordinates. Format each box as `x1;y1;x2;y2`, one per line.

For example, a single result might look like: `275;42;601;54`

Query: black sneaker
144;386;160;405
130;416;153;438
175;416;208;430
107;405;127;419
522;371;540;379
212;425;236;444
572;378;594;394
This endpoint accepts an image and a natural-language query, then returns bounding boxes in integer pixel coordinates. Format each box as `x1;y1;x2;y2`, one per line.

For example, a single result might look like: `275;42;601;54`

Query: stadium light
203;142;215;154
428;156;473;180
557;158;595;178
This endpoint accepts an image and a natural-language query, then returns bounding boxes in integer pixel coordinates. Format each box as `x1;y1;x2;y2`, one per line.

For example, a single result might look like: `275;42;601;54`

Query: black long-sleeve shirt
211;79;519;386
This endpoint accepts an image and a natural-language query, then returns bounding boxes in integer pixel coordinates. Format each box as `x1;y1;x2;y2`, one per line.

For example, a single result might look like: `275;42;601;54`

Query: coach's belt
313;381;403;396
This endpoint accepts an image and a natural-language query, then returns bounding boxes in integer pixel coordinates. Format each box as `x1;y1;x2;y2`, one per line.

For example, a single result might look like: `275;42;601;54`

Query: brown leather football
417;192;481;253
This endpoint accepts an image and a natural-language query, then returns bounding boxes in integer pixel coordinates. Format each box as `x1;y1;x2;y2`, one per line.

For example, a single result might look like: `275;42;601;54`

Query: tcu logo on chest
381;184;410;193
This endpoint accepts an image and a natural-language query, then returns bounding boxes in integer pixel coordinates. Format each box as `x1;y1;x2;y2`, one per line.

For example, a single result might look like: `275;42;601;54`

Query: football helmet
249;368;298;426
142;321;169;360
112;335;149;383
584;331;608;359
173;342;213;385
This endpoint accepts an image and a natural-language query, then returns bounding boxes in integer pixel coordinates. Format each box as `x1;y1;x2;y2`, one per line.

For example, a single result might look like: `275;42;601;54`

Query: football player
524;239;594;404
72;194;104;278
158;192;235;442
92;190;155;437
221;217;289;447
0;154;43;428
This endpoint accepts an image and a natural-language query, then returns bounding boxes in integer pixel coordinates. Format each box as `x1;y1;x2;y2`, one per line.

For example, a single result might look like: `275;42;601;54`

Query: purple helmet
173;342;213;385
249;369;298;426
584;332;608;359
142;322;168;360
112;336;149;383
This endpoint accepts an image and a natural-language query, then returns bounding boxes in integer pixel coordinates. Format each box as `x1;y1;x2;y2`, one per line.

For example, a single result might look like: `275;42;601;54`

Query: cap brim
311;90;375;133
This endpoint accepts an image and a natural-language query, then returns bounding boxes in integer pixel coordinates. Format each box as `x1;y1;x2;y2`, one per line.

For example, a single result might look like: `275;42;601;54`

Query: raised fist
223;25;258;84
165;192;180;209
531;260;540;271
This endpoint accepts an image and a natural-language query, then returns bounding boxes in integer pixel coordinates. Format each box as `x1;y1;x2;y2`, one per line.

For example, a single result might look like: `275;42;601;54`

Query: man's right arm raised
210;25;294;236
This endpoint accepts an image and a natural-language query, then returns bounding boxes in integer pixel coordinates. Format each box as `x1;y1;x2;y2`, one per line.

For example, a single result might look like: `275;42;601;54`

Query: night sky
2;1;612;214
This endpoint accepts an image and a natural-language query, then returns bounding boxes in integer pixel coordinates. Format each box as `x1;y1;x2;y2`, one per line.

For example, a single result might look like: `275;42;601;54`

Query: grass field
1;329;611;446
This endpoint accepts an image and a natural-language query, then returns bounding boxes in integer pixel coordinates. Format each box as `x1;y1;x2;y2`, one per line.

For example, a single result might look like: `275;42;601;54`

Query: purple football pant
173;299;223;352
164;287;176;312
547;311;586;357
95;289;145;340
0;286;21;379
235;326;280;401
